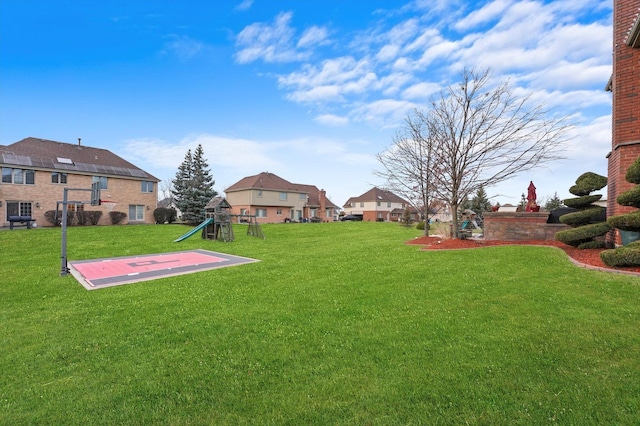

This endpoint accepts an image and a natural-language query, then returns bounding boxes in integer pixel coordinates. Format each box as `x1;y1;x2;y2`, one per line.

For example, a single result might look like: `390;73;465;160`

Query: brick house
606;0;640;244
0;137;159;227
224;171;338;223
343;187;412;222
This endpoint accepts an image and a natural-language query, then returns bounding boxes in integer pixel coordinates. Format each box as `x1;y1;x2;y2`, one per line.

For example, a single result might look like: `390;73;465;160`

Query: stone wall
483;211;569;241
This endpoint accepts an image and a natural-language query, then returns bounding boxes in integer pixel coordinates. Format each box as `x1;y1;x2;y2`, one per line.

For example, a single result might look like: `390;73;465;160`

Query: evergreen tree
544;192;563;211
172;145;217;224
469;186;492;219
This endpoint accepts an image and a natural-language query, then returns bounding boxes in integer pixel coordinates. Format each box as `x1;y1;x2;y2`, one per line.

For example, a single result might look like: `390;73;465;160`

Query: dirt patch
407;236;640;276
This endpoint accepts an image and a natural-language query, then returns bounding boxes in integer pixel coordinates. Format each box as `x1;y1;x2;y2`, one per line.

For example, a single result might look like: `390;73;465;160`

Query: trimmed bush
600;244;640;267
109;211;127;225
555;172;609;248
87;211;103;225
569;172;608;196
555;222;611;248
559;206;606;227
44;210;75;226
563;195;602;209
602;155;640;267
616;185;640;207
607;211;640;231
76;211;90;226
153;207;178;224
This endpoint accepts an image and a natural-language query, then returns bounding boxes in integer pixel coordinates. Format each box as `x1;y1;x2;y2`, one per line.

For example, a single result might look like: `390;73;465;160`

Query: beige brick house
224;172;338;223
343;187;412;222
1;137;159;227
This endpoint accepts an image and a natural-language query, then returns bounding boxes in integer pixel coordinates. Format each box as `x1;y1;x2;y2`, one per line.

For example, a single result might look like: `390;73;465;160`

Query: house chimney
78;138;81;147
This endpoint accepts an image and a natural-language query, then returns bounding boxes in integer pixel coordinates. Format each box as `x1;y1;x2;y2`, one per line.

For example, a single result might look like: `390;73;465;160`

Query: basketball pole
60;183;101;276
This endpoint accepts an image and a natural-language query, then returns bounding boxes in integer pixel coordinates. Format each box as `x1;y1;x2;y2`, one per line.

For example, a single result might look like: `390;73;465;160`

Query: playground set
173;196;265;242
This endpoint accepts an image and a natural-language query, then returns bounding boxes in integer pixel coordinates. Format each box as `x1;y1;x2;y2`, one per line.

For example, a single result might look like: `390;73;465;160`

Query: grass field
2;222;640;425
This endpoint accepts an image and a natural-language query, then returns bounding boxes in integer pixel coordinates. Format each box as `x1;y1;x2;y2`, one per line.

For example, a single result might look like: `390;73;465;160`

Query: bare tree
376;110;440;235
385;68;571;236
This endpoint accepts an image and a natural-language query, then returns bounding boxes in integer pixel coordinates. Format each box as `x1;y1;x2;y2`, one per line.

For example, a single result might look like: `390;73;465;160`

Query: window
240;208;248;215
387;202;391;208
276;209;282;215
92;176;108;189
6;201;32;219
1;168;35;185
128;205;145;221
256;208;267;217
141;181;154;193
257;190;262;198
360;202;364;207
299;193;306;200
377;201;381;207
51;172;68;184
280;192;287;201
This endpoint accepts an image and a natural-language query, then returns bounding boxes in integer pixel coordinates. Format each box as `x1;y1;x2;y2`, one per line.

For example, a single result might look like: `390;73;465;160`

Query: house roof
224;171;338;209
627;8;640;47
344;187;409;207
0;137;158;181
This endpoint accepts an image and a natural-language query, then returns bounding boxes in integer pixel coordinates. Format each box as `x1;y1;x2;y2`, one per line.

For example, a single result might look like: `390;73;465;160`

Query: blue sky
0;0;612;208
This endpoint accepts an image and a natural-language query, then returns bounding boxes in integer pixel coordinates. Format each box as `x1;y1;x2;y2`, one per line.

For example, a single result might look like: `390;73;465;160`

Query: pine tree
544;192;563;211
172;145;217;224
469;186;492;219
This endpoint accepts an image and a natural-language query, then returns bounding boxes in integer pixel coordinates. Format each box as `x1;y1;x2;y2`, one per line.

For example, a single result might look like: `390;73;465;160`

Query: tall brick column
607;0;640;245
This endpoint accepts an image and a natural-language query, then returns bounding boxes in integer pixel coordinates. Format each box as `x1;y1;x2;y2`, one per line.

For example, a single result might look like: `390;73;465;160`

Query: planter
620;230;640;246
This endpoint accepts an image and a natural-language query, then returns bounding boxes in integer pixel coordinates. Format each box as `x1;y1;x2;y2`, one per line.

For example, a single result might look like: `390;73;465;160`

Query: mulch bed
406;236;640;276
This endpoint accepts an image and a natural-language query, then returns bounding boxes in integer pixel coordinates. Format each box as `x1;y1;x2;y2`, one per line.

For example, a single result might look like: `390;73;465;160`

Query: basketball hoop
101;200;117;212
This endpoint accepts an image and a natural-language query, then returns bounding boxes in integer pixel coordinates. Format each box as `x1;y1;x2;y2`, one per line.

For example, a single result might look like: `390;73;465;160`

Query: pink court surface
68;249;259;290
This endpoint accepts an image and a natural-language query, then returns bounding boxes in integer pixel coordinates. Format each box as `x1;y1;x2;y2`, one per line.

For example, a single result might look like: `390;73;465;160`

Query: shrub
415;221;430;231
44;210;61;226
563;195;602;209
559;207;606;227
602;155;640;267
44;210;75;226
555;172;608;248
109;211;127;225
555;222;611;248
76;211;90;226
600;244;640;267
87;211;103;225
153;207;178;224
569;172;608;196
607;211;640;231
616;186;640;207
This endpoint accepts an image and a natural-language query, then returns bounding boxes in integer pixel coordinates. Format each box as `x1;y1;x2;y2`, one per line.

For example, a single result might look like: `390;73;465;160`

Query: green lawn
2;222;639;425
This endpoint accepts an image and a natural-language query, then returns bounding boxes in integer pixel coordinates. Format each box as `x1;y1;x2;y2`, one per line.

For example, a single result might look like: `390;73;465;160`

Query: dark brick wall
483;212;569;241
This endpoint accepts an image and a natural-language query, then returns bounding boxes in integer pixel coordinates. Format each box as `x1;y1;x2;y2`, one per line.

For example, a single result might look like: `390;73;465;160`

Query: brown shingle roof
344;187;408;207
224;171;338;208
1;137;158;181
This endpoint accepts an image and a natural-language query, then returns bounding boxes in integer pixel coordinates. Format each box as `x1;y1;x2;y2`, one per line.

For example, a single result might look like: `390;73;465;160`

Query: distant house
1;137;159;227
343;187;411;222
224;171;338;223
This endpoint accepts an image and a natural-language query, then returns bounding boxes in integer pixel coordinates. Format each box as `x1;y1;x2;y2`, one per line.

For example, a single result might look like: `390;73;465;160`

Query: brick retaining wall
483;212;569;241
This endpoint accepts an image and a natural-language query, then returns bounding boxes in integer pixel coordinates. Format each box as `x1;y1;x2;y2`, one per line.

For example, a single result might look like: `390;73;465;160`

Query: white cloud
454;0;513;30
160;35;204;60
235;12;309;63
315;114;349;126
401;81;441;100
235;0;253;11
297;25;330;49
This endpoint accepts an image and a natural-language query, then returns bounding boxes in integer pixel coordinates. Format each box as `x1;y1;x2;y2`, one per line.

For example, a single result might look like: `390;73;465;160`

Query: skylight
57;157;74;165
